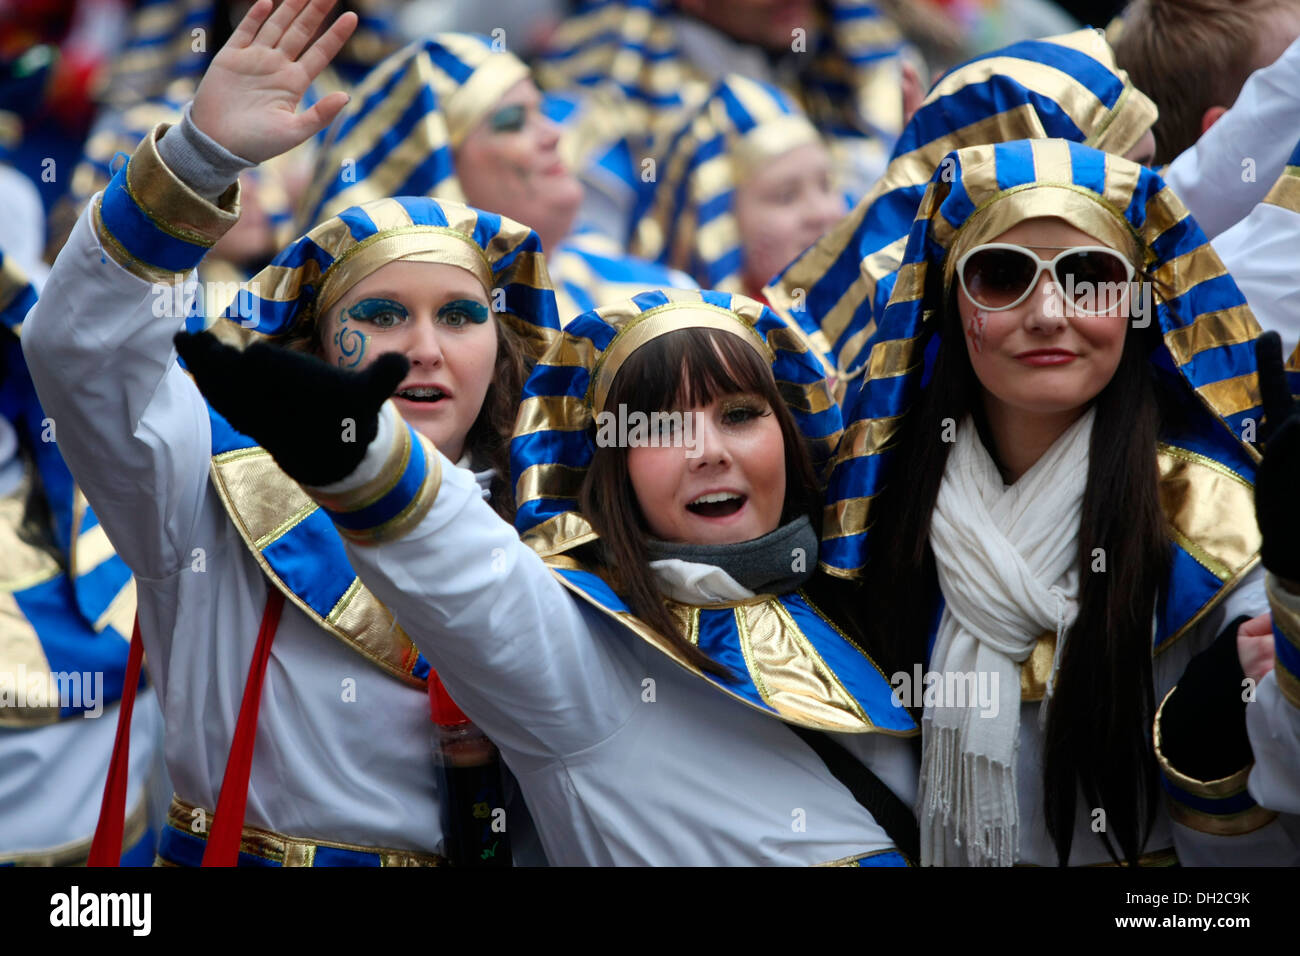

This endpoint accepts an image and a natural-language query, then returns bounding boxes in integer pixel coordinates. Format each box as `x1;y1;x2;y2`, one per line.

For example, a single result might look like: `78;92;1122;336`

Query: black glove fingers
1256;332;1294;440
364;352;410;408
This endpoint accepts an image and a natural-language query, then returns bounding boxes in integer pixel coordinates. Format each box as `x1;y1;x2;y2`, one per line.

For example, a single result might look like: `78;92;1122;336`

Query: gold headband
944;184;1145;292
586;303;775;415
316;226;495;319
444;54;533;149
732;115;822;182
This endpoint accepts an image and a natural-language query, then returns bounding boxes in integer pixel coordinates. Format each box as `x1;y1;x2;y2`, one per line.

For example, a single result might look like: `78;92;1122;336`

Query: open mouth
396;386;448;404
686;491;747;518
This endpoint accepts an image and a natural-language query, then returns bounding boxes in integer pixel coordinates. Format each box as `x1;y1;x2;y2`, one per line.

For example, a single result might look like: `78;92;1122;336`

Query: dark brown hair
1115;0;1300;162
852;266;1174;865
577;326;821;679
275;295;528;521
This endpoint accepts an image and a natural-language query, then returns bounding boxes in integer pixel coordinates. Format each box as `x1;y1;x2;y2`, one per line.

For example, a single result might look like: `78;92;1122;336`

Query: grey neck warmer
644;515;818;596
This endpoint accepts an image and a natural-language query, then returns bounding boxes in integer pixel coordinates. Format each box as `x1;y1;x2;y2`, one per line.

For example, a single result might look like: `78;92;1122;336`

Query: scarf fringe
921;724;1019;866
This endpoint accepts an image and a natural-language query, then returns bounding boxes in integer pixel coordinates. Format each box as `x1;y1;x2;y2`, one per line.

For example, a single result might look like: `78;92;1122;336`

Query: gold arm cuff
127;122;240;245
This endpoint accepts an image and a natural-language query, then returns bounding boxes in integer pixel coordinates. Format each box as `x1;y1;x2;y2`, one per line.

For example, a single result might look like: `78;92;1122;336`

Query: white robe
22;207;484;856
311;406;916;865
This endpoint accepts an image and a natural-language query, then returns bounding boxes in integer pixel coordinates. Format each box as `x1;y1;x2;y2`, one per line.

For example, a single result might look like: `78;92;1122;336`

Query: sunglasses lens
962;248;1037;309
1058;250;1131;311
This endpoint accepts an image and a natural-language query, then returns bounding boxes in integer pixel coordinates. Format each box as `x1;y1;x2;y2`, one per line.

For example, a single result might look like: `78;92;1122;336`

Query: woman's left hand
1254;332;1300;584
1238;612;1276;685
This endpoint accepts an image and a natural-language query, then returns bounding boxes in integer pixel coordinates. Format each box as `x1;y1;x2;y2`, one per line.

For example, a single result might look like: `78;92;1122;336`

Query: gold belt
159;795;446;867
0;796;149;866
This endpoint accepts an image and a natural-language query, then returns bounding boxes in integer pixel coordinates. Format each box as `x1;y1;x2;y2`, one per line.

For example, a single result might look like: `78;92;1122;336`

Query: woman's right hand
191;0;357;164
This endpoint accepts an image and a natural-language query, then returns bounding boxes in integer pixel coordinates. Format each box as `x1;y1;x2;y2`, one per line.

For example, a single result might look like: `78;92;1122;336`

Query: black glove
175;331;409;487
1158;615;1252;781
1255;332;1300;584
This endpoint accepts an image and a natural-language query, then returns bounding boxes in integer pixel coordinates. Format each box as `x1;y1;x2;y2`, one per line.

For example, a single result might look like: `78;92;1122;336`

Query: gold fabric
1265;573;1300;708
1263;166;1300;213
1153;688;1279;836
92;123;240;283
0;472;61;728
588;303;773;414
208;447;427;688
944;185;1143;290
1018;631;1056;703
315;227;494;324
550;567;914;736
164;795;445;867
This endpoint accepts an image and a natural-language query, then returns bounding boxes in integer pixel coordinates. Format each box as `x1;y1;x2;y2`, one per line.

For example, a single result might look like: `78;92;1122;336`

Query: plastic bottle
429;671;511;867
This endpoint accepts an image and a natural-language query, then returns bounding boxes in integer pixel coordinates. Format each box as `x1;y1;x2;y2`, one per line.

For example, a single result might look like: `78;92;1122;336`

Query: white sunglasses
954;243;1137;314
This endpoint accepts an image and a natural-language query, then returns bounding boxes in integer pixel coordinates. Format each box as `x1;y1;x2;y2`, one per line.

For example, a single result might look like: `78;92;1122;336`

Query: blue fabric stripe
71;553;132;629
313;845;382;866
100;165;210;272
520;363;589;402
857;850;908;867
783;593;916;731
895;80;1084;157
694;608;766;709
1273;622;1300;677
995;139;1036;191
820;531;868;573
948;39;1124;105
325;429;429;532
260;512;355;619
1178;340;1257;394
13;576;131;716
337;54;412;142
158;826;279;867
394;195;451;228
1155;546;1226;651
1159;776;1259;816
512;428;593;471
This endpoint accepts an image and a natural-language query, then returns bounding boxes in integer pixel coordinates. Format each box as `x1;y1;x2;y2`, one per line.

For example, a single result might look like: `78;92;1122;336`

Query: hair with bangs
578;327;821;677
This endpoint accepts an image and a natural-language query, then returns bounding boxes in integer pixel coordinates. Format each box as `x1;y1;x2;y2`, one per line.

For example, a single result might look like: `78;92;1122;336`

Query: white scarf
919;408;1094;866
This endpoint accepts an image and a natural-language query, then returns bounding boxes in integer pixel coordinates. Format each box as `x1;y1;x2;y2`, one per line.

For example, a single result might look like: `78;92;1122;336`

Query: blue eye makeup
344;297;409;329
488;104;526;133
437;298;490;328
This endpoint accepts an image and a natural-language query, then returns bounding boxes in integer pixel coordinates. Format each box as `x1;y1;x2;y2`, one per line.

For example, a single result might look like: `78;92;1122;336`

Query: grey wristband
155;102;256;201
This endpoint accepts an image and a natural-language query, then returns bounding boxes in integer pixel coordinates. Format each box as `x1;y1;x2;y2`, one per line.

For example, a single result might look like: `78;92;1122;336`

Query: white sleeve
1245;573;1300;815
1163;36;1300;239
311;403;640;768
20;123;237;579
1212;166;1300;354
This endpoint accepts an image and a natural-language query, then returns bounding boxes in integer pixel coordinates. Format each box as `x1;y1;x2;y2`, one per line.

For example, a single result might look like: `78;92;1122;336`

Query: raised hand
175;331;408;487
191;0;357;164
1254;331;1300;585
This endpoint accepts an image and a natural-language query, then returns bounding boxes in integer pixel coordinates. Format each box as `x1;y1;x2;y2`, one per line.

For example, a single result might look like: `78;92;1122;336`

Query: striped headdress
219;195;561;360
534;0;905;178
297;34;530;230
295;33;700;323
765;28;1157;384
629;74;824;295
511;288;841;556
821;138;1266;618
